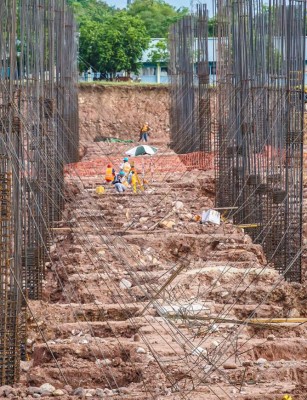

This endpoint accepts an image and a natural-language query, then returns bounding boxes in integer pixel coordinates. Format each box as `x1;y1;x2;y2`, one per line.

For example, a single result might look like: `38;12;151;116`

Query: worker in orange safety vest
105;163;115;183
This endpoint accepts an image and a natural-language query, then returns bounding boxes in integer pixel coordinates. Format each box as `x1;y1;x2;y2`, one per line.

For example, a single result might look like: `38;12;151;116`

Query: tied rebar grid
0;0;79;385
19;0;78;301
215;0;306;282
169;4;212;154
0;158;20;384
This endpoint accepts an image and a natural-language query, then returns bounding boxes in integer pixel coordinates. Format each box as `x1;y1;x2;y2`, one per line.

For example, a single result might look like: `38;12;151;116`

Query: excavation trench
19;85;307;400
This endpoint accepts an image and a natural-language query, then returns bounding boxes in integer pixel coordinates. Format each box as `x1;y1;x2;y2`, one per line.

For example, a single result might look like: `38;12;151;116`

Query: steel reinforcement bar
169;4;212;154
215;0;306;282
0;0;79;385
169;0;306;282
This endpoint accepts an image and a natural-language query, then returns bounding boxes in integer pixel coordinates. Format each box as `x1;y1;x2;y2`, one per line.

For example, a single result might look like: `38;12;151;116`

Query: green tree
79;12;150;77
127;0;188;37
67;0;114;24
148;39;169;64
208;16;217;37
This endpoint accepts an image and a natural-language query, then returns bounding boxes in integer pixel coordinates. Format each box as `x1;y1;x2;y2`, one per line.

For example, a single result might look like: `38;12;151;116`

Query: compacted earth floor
5;140;307;399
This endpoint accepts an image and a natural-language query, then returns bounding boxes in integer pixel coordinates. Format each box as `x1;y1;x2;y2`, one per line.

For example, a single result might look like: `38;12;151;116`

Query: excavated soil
79;84;169;143
3;85;307;400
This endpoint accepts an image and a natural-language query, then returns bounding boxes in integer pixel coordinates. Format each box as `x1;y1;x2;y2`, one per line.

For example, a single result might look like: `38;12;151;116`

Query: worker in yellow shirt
128;168;144;194
120;157;131;176
131;171;138;194
138;122;150;142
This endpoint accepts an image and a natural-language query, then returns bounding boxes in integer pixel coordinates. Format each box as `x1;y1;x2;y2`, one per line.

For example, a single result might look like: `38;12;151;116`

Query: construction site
0;0;307;399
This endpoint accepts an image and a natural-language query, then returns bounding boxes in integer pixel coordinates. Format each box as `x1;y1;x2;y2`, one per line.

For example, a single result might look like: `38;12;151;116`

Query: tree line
68;0;189;78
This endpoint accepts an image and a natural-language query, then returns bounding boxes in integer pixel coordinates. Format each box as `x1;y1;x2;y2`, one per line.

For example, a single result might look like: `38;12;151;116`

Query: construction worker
138;122;150;142
105;163;115;183
128;167;144;193
120;157;131;175
130;171;138;193
112;170;126;193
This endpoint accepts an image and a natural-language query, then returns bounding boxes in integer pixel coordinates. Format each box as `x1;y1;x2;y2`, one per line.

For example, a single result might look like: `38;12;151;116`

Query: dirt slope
79;84;170;143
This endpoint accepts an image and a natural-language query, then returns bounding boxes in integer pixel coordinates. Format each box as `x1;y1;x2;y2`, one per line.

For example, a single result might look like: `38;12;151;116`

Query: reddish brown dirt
78;84;169;143
3;85;306;400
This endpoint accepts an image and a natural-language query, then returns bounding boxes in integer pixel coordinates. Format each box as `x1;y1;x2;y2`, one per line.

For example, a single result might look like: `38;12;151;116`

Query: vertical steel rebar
0;0;79;385
170;0;305;282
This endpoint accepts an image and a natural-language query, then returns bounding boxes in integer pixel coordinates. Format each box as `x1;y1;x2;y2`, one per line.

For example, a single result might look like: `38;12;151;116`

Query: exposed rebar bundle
0;0;78;385
169;4;212;153
215;0;306;282
169;0;306;282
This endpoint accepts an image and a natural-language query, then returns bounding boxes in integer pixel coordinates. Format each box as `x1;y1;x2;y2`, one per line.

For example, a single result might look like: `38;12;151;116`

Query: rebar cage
169;0;306;282
0;0;79;385
215;0;306;282
169;4;212;154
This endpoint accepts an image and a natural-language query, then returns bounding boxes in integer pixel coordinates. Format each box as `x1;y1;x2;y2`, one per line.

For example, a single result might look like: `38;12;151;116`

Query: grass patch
79;81;169;88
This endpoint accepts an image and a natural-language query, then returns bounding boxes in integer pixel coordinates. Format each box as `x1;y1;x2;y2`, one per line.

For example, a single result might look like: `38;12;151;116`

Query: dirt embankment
78;84;170;143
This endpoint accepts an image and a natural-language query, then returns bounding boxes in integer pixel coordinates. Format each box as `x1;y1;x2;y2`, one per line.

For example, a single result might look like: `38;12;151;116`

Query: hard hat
282;395;292;400
95;186;105;195
119;170;125;176
123;157;129;162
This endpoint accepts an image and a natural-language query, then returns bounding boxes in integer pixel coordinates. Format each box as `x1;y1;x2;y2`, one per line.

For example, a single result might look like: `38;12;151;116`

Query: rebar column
0;0;79;384
169;5;212;154
215;0;306;282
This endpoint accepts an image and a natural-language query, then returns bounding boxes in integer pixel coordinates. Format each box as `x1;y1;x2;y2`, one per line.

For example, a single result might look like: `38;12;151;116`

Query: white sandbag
201;209;221;225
